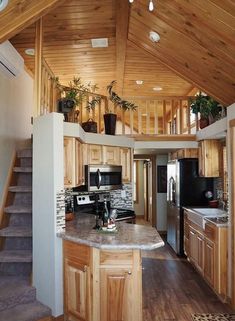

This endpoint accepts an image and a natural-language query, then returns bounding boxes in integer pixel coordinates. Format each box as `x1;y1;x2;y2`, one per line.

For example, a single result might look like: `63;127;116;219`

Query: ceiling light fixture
136;80;143;85
129;0;155;12
153;86;163;91
25;48;35;56
149;31;160;43
0;0;8;11
91;38;108;48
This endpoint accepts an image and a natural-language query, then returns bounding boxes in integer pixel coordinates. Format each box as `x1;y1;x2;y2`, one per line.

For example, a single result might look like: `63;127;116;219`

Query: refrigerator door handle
169;176;176;205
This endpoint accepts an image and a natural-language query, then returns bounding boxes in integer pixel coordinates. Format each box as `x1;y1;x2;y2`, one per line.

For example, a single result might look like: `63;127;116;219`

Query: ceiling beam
0;0;65;43
115;0;130;95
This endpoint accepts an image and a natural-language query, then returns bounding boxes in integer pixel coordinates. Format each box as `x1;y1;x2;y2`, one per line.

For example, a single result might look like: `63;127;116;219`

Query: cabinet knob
83;265;87;272
126;271;132;275
68;180;72;184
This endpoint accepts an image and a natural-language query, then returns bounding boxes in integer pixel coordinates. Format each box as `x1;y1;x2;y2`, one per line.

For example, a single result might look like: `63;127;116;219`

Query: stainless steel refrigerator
167;159;214;256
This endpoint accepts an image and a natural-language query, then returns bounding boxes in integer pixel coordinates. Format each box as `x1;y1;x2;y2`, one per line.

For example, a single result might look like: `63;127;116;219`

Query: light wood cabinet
169;148;198;160
64;137;76;187
88;144;103;164
100;268;133;321
64;241;142;321
198;139;221;177
103;146;120;165
204;239;215;286
120;148;132;183
184;210;227;299
75;139;85;186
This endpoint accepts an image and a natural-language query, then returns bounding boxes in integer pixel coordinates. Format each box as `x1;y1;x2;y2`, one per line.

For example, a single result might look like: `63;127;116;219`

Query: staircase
0;148;52;321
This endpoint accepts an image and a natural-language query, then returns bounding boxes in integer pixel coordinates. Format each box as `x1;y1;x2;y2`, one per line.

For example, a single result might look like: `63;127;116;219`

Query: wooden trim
230;119;235;128
127;134;196;141
230;123;235;308
151;155;157;228
34;18;43;117
91;247;100;321
134;160;139;204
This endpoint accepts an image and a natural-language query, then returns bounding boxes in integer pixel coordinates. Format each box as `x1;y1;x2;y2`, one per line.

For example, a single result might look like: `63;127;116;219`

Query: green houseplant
190;92;222;129
87;80;138;135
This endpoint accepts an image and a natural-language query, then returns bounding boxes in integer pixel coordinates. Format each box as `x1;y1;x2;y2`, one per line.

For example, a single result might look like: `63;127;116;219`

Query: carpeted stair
0;148;51;320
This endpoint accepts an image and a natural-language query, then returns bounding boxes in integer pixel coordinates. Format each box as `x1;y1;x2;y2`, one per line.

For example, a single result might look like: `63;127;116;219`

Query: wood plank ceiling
10;0;235;105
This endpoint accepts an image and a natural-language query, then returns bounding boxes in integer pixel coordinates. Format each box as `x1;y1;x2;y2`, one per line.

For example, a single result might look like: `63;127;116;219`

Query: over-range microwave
85;165;122;191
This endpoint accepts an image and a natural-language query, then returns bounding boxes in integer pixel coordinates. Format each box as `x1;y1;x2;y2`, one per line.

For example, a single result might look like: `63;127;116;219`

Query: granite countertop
184;207;228;228
57;214;164;250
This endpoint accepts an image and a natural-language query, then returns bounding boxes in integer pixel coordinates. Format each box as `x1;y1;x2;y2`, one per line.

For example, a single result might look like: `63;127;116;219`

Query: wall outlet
121;190;126;198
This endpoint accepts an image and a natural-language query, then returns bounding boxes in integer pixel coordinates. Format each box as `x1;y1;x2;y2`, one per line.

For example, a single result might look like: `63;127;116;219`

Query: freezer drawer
167;204;183;255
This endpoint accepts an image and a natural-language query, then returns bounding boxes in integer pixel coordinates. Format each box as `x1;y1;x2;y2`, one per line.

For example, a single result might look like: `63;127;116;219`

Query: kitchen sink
185;208;227;229
205;216;228;224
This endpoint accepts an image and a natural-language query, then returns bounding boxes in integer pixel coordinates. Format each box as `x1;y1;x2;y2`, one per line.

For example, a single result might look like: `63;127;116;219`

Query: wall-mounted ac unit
0;40;24;78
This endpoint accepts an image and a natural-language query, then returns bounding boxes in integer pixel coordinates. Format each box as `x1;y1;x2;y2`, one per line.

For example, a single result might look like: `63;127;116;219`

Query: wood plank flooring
142;240;233;321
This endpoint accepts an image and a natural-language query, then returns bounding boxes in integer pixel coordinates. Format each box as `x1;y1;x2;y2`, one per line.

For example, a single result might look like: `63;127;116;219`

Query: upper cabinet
120;148;132;183
169;148;198;160
198;140;221;177
64;139;133;187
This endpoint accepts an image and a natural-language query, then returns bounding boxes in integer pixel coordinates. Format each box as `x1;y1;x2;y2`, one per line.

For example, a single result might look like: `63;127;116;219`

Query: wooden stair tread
4;206;32;214
17;149;32;158
0;227;32;237
13;167;32;173
9;186;32;193
0;250;32;263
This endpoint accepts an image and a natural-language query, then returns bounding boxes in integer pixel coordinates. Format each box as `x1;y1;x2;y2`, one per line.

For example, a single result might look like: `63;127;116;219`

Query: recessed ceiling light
91;38;108;48
0;0;8;12
25;48;35;56
149;31;160;43
153;86;163;91
136;80;143;85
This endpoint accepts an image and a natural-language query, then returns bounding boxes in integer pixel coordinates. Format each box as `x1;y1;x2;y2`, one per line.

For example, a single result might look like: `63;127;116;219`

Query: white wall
156;155;168;231
0;68;33;205
134;160;145;216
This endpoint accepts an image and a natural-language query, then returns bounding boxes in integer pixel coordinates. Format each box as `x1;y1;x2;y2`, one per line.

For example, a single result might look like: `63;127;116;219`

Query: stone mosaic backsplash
110;183;133;209
56;189;65;232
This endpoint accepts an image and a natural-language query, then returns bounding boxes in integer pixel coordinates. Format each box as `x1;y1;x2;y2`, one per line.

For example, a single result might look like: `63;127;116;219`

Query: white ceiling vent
0;41;24;78
91;38;108;48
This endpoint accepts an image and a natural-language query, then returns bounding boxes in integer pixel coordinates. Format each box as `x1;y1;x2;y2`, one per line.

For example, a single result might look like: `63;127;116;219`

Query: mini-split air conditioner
0;40;24;78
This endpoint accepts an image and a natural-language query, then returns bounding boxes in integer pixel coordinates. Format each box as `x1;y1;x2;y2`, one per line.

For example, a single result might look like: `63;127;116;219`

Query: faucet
219;200;227;212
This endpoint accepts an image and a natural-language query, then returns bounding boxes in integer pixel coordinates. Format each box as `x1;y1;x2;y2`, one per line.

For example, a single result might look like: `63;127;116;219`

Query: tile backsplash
110;183;133;209
56;189;65;232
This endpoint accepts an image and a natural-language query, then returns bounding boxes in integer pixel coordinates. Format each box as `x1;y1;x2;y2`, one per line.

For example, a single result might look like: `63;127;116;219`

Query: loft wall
0;67;33;205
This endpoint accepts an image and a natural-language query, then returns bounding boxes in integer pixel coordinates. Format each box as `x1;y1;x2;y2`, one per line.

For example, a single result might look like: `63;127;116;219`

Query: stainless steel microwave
85;165;122;191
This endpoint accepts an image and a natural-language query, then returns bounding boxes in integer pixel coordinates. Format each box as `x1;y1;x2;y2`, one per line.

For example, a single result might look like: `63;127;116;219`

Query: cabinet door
64;137;75;187
75;139;85;186
100;268;135;321
184;219;189;256
103;146;120;165
198;140;220;177
64;258;90;321
197;234;204;273
204;239;215;286
189;227;198;265
88;145;103;164
120;148;132;183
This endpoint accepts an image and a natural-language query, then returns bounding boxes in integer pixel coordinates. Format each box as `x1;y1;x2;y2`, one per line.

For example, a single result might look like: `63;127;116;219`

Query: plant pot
104;113;117;135
82;118;97;133
199;117;209;129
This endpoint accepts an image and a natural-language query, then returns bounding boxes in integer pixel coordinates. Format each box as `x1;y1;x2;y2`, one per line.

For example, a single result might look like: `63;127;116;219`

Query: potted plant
56;76;98;123
87;81;138;135
190;92;222;129
105;80;137;135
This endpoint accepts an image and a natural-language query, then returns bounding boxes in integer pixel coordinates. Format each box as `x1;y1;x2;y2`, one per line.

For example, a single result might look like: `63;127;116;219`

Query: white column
33;112;64;316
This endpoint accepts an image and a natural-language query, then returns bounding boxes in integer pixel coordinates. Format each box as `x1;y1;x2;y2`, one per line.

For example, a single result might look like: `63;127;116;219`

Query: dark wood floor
142;241;233;321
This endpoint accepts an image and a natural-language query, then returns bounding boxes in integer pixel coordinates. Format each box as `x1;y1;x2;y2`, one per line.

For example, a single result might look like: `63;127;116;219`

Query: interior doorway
134;155;156;227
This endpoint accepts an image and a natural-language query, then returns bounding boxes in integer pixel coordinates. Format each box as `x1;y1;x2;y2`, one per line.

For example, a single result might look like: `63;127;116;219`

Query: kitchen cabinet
63;241;142;321
204;239;215;287
184;210;227;299
64;137;76;187
75;139;85;186
120;147;132;182
103;146;120;165
198;139;221;177
169;148;198;160
64;242;91;321
88;144;103;164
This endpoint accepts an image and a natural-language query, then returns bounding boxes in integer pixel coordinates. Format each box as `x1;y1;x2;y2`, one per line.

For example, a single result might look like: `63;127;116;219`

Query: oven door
85;165;122;191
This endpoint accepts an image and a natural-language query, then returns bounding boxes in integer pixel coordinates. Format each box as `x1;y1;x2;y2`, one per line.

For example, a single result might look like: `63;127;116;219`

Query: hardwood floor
142;241;233;321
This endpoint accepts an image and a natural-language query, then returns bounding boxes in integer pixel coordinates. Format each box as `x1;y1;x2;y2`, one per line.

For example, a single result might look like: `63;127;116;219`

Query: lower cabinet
184;211;227;299
64;258;90;321
63;241;142;321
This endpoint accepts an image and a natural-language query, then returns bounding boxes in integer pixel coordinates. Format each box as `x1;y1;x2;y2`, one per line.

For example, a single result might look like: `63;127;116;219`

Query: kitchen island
57;214;164;321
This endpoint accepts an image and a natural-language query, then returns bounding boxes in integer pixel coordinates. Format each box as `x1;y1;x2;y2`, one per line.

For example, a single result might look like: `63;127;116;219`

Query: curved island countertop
57;213;164;250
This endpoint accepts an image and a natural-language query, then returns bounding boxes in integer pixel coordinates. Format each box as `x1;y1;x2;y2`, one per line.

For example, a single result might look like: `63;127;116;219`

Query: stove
73;192;136;223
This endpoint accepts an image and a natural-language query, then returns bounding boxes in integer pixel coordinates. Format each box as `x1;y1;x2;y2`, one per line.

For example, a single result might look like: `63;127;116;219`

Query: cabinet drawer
64;240;90;265
204;223;216;242
100;250;133;266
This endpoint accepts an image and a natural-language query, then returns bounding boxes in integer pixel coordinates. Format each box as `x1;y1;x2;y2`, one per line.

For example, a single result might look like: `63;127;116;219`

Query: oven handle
96;169;102;189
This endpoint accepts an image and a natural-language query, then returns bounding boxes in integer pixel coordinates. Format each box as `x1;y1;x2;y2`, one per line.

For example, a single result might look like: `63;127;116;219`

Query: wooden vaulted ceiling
8;0;235;105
